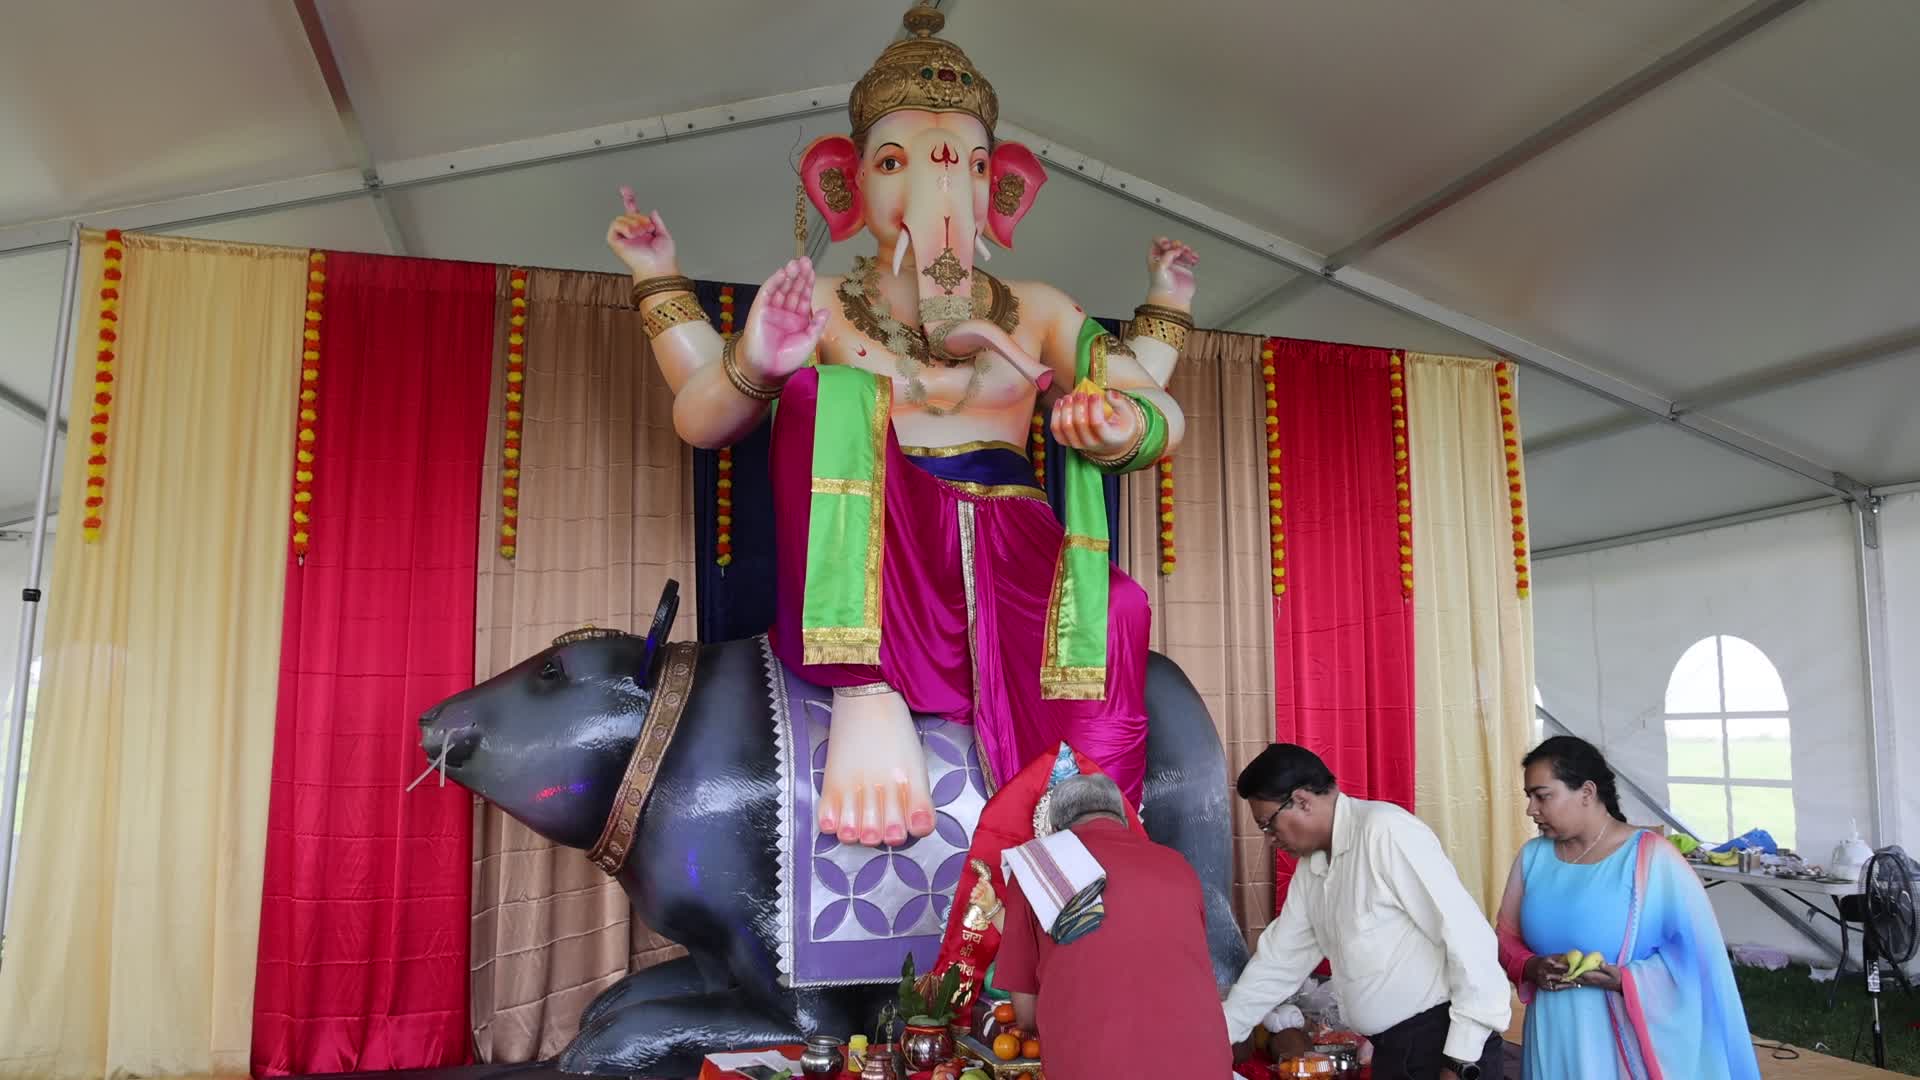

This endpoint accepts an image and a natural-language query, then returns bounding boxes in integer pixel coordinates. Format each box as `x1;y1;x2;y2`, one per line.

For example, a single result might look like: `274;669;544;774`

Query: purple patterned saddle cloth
758;637;990;988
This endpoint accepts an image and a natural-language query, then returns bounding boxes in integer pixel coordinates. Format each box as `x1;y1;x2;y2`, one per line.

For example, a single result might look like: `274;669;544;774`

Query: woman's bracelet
721;336;785;402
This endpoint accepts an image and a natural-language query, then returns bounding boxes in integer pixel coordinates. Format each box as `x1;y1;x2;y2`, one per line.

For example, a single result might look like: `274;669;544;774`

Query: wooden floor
1505;998;1906;1078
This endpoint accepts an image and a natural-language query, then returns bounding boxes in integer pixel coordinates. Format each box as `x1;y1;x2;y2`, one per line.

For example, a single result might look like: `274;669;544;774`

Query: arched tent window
1664;636;1794;849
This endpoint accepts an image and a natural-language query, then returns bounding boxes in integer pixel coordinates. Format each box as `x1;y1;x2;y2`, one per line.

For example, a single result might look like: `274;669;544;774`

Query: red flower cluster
84;230;127;541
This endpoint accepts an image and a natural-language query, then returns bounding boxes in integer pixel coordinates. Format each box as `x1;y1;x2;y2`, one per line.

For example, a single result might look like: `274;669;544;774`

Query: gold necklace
839;257;993;417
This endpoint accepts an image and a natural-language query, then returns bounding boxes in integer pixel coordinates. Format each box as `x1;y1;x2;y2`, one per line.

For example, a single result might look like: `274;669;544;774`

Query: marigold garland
1497;362;1530;597
1029;409;1047;487
715;286;736;568
500;270;530;558
1390;352;1413;598
83;229;127;542
498;268;530;559
1157;455;1176;575
288;250;326;557
1262;338;1285;597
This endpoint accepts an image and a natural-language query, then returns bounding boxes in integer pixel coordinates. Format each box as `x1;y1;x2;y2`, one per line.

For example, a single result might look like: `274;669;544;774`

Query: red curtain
1268;340;1415;904
252;253;496;1075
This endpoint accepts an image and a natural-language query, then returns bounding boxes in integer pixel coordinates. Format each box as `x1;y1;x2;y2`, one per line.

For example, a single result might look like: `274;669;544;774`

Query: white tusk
892;229;911;276
974;233;992;263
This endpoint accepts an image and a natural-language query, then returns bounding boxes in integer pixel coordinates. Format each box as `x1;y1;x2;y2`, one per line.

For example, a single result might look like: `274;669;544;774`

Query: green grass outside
1737;963;1920;1073
1666;734;1796;850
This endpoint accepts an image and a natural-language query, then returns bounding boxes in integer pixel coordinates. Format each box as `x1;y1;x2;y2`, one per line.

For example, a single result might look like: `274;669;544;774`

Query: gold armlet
1130;303;1193;353
721;336;785;402
643;294;709;340
1084;395;1148;470
632;274;696;305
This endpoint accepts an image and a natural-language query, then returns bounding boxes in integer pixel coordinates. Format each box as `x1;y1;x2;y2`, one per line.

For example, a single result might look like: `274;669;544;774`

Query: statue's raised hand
741;258;830;382
1147;236;1200;307
606;187;679;279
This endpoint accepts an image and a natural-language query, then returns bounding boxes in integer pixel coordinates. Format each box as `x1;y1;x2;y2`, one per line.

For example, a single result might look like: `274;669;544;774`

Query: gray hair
1047;774;1127;833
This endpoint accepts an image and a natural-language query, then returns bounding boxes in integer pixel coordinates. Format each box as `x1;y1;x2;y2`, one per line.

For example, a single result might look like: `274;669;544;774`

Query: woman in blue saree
1495;736;1759;1079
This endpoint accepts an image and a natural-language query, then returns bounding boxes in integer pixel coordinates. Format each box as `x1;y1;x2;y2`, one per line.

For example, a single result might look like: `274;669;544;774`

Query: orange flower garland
1390;353;1413;598
1262;338;1285;597
499;268;529;559
1030;409;1047;487
1157;456;1176;575
716;286;736;568
1497;362;1530;597
290;250;326;557
83;229;127;542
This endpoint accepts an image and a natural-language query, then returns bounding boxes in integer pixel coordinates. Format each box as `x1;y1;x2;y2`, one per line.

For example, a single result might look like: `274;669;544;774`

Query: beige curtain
1119;330;1277;943
469;267;698;1063
0;233;304;1079
1405;354;1536;915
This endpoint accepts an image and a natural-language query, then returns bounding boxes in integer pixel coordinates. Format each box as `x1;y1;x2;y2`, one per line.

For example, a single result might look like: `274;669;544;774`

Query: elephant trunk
899;160;979;362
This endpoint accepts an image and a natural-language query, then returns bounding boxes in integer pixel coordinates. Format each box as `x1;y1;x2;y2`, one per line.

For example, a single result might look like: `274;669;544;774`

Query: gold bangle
722;336;784;402
643;294;709;340
1084;395;1148;470
632;275;696;305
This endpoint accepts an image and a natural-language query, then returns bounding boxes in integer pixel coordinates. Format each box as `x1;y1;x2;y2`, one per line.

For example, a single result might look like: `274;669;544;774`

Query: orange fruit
1021;1038;1041;1060
992;1033;1021;1061
993;1002;1016;1024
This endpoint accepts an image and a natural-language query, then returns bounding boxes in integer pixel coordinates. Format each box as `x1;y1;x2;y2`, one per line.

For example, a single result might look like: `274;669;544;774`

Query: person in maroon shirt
995;773;1232;1079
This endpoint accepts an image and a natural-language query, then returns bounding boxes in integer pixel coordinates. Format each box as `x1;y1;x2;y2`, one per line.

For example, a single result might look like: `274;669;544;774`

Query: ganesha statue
606;2;1200;851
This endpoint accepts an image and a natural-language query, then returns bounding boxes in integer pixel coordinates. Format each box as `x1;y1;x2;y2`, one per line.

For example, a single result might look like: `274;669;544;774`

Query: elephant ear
986;141;1047;249
800;135;865;242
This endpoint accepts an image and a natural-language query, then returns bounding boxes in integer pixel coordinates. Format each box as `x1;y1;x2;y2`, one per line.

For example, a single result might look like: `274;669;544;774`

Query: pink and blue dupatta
1498;830;1760;1079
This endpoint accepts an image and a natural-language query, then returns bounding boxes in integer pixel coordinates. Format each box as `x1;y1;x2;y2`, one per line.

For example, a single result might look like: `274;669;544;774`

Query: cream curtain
469;268;697;1062
1119;330;1278;942
1405;353;1536;914
0;233;304;1079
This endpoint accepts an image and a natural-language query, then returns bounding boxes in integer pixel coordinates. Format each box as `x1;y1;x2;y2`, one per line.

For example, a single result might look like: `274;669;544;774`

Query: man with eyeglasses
1221;744;1509;1080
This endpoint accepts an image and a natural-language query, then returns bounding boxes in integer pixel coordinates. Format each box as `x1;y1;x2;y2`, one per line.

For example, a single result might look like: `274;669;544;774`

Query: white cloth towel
1001;830;1106;936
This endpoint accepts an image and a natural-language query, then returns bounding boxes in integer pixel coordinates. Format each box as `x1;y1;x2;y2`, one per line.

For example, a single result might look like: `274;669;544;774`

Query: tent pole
0;221;81;943
1854;498;1898;847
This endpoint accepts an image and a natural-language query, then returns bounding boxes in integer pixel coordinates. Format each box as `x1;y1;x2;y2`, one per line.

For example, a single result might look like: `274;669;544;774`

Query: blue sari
1496;831;1759;1079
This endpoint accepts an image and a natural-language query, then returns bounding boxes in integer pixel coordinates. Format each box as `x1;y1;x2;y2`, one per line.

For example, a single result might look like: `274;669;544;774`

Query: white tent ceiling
2;0;1916;549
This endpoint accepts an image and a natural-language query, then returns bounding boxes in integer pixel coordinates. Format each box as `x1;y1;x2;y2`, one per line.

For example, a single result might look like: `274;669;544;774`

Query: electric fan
1835;846;1918;1067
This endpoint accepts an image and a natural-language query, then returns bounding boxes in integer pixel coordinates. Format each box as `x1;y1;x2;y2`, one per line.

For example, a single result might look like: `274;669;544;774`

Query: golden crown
849;3;999;145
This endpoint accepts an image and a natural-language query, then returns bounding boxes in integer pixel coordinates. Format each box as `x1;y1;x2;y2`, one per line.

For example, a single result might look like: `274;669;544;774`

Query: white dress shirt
1222;793;1511;1063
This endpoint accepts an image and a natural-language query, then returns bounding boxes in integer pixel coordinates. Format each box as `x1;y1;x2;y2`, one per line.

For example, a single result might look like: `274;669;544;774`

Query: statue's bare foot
818;687;935;848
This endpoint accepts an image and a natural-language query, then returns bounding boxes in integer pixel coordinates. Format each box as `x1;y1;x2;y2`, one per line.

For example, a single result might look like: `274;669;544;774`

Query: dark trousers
1368;1002;1505;1080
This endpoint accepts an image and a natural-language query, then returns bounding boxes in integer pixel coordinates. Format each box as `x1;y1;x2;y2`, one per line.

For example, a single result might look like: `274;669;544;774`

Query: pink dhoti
765;366;1150;804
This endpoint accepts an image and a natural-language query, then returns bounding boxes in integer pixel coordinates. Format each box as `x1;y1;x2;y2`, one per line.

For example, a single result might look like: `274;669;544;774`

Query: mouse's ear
638;580;680;685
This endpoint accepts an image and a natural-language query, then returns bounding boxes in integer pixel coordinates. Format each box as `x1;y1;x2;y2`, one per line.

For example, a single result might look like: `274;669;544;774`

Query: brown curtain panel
1119;329;1277;944
469;267;697;1063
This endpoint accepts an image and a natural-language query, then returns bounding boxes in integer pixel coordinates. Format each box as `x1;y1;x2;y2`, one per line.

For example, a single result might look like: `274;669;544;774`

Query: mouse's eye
540;658;562;681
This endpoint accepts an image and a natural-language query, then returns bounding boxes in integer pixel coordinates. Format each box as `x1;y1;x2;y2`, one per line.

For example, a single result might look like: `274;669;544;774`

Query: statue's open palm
741;258;830;382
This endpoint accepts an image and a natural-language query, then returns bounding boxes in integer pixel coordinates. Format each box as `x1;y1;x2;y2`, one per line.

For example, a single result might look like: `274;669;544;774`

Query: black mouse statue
419;583;1249;1077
